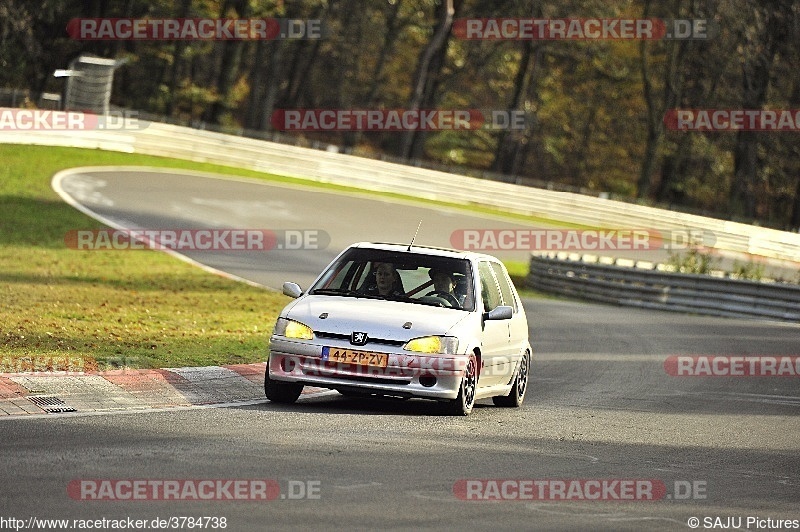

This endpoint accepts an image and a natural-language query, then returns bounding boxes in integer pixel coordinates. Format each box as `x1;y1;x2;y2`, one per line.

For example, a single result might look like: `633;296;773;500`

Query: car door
477;261;513;387
490;261;528;375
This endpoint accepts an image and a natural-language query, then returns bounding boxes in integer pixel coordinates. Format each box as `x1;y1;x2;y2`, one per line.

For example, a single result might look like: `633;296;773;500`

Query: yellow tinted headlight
404;336;458;354
275;318;314;340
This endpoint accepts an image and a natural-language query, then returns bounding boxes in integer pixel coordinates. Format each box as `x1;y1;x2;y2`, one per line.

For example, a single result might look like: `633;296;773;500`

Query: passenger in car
367;262;405;297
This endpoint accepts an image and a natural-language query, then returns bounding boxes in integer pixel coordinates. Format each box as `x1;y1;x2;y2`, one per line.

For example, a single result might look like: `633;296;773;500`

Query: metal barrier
1;111;800;263
527;253;800;322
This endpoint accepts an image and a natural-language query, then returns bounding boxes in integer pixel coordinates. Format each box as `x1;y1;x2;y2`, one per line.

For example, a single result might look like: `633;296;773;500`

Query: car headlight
274;318;314;340
403;336;459;355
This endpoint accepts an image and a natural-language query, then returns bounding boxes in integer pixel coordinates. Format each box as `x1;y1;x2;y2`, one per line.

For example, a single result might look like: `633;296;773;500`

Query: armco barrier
1;110;800;263
527;253;800;322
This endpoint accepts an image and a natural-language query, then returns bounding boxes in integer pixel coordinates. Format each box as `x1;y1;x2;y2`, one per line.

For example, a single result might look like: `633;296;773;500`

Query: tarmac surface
1;167;797;530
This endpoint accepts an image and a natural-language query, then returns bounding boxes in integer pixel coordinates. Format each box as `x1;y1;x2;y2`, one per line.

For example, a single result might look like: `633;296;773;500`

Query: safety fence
527;253;800;322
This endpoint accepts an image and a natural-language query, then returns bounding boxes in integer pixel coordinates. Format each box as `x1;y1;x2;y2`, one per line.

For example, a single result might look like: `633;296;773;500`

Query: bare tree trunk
731;129;759;218
636;0;659;198
729;1;785;219
637;0;687;199
491;39;536;174
791;173;800;230
285;2;331;108
490;1;544;175
398;0;455;161
406;23;452;161
245;39;267;130
365;0;403;106
655;134;691;205
341;0;404;151
259;40;288;131
204;0;249;124
165;0;192;117
785;58;800;229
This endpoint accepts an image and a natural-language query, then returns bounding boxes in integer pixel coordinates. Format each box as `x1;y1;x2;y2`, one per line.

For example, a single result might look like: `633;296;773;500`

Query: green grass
0;144;555;370
0;145;292;369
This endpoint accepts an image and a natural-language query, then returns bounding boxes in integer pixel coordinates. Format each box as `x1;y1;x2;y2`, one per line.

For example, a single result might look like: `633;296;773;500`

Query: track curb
0;363;324;417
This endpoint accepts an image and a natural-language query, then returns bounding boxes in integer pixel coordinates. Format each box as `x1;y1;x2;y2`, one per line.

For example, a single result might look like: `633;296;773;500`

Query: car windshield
309;248;475;311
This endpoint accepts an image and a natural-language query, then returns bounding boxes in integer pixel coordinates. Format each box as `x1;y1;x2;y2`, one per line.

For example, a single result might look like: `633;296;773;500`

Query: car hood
283;295;469;341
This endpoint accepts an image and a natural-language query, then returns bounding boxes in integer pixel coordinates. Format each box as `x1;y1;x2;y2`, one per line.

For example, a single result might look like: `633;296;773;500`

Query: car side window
478;262;502;312
490;262;518;312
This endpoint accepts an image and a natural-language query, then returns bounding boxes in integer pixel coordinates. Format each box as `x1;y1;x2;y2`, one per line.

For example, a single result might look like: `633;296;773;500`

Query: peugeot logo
351;331;368;346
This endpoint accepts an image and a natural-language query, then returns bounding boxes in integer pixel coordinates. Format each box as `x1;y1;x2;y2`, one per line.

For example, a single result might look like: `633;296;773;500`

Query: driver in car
427;268;464;307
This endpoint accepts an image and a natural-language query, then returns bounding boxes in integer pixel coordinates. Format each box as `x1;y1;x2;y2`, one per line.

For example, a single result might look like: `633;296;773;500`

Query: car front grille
315;331;405;347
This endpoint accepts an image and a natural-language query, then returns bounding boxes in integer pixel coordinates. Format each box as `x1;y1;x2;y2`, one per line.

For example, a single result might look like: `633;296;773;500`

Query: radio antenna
407;220;422;251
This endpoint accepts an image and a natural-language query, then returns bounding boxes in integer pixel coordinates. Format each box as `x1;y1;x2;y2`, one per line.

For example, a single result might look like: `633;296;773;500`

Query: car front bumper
268;336;467;400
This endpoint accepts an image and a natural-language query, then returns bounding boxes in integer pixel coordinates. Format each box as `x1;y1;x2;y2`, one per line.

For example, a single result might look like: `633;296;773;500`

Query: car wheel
443;353;477;416
492;350;530;407
264;365;303;404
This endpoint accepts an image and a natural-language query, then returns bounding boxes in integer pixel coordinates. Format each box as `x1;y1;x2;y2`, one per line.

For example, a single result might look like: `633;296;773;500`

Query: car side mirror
486;305;513;321
282;282;303;299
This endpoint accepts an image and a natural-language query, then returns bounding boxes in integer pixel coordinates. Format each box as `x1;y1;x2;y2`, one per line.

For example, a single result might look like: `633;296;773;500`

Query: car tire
443;353;477;416
492;350;530;408
264;365;303;404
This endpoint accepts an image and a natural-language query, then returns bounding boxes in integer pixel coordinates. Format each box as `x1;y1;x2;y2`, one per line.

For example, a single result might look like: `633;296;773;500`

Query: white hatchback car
266;242;532;415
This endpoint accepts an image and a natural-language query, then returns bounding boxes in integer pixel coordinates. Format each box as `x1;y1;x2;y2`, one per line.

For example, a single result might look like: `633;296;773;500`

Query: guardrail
527;253;800;322
1;110;800;263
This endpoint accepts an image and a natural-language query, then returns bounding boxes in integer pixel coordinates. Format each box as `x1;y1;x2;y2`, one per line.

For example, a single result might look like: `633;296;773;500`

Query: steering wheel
424;290;460;307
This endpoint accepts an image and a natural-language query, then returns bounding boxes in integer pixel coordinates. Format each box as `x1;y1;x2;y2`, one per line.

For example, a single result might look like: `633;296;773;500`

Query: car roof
348;242;502;263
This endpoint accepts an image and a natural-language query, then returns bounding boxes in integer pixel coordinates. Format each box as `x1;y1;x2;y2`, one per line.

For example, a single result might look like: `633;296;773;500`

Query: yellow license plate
323;347;389;368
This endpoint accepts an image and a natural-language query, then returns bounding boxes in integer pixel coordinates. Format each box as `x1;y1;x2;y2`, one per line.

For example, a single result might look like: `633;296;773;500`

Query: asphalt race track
51;168;707;289
1;168;798;531
53;168;550;289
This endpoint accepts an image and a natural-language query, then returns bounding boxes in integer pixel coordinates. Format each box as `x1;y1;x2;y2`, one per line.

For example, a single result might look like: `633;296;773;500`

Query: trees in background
1;0;798;229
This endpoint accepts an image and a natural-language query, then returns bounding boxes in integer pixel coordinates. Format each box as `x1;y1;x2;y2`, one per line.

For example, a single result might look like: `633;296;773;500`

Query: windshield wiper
355;293;388;300
310;288;359;297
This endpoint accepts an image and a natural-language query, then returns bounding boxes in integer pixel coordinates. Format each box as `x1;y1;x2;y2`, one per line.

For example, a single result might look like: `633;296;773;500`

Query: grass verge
0;145;293;369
